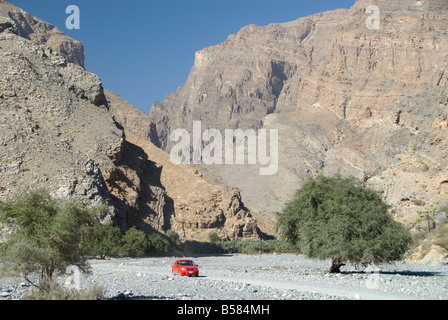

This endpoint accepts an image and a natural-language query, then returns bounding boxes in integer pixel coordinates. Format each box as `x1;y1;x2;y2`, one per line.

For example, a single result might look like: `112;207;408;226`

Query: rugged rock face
366;57;448;229
149;0;448;230
151;0;448;149
0;0;85;68
123;130;264;241
105;89;159;145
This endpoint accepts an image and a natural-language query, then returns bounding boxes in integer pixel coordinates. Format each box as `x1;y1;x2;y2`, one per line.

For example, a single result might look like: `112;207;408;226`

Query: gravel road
1;254;447;300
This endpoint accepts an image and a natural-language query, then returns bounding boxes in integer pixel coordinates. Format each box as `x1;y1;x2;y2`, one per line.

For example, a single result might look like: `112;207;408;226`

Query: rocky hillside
0;14;121;225
149;0;448;231
0;0;264;242
0;0;84;68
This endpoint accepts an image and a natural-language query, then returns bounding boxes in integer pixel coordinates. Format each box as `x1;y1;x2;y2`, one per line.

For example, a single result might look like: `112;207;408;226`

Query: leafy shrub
166;230;182;249
82;225;172;258
217;239;297;255
209;233;221;244
434;224;448;250
82;224;123;259
147;233;170;255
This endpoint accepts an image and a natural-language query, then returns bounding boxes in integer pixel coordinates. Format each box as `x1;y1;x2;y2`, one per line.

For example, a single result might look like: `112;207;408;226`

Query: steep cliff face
122;130;265;241
367;57;448;228
149;0;448;228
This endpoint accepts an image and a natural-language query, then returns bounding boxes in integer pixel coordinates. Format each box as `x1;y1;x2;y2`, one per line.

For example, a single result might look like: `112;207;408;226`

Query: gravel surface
1;254;447;300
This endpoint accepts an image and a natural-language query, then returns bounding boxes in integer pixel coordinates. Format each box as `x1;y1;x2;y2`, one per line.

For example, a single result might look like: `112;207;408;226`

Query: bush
209;233;221;244
21;279;105;300
277;175;412;273
82;224;172;258
434;224;448;250
147;233;170;255
166;230;182;249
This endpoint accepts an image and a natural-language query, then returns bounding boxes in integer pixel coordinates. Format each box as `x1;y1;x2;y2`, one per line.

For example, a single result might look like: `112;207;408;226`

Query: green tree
0;189;97;285
277;175;412;273
82;224;123;259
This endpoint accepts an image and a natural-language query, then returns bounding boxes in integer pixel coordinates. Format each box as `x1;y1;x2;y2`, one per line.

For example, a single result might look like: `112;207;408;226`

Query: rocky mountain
149;0;448;231
0;0;84;68
0;0;264;242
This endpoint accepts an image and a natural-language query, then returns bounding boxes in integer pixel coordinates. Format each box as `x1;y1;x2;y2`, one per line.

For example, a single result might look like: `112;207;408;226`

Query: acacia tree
277;175;412;273
0;189;97;285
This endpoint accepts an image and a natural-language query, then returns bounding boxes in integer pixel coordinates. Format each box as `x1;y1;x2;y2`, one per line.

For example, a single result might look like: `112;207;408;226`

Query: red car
172;259;199;277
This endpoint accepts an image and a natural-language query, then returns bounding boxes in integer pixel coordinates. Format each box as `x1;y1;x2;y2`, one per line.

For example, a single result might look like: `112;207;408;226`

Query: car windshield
179;260;195;266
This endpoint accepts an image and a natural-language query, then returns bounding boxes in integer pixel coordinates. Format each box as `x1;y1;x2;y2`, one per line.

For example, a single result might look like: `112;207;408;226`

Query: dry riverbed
1;254;447;300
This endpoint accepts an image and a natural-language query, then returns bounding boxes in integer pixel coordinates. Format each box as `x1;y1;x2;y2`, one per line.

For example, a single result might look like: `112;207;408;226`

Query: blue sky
9;0;355;113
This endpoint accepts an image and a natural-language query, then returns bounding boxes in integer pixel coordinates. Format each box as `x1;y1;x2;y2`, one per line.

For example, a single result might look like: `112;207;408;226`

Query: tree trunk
329;258;345;273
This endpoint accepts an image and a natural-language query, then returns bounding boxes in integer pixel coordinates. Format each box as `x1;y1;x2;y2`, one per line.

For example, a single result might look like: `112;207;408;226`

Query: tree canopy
277;175;412;272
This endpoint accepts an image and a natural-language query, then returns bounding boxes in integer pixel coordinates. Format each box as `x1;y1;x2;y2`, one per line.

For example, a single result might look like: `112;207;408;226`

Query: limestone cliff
151;0;448;150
